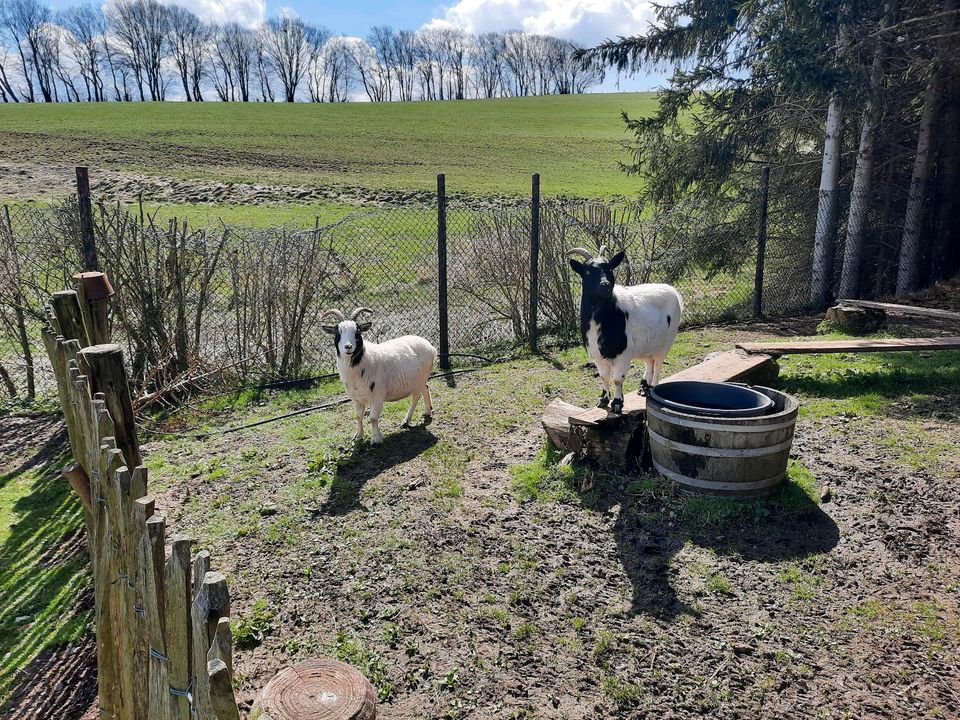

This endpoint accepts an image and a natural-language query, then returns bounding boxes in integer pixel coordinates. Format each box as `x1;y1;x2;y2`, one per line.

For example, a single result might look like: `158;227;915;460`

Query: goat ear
321;324;338;335
569;259;585;275
608;250;625;270
357;321;373;332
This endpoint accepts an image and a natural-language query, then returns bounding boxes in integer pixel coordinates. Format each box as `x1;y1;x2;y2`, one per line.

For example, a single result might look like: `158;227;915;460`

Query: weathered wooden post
437;173;450;370
252;659;376;720
77;343;142;469
76;166;99;272
753;165;770;318
529;173;541;353
74;271;114;346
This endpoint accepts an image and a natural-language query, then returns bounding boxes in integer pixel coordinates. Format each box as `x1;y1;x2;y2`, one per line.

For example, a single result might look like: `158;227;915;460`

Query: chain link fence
0;170;920;404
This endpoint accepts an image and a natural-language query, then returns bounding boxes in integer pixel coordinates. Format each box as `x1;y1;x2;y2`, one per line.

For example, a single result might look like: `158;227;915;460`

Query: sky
45;0;669;91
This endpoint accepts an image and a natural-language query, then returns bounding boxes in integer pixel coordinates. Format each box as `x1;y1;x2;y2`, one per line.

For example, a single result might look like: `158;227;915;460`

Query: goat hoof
422;413;433;426
596;395;610;408
611;398;623;414
638;381;651;397
400;422;410;429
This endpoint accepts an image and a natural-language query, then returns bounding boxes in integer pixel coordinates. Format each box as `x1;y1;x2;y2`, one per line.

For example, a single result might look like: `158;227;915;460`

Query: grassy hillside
0;93;656;198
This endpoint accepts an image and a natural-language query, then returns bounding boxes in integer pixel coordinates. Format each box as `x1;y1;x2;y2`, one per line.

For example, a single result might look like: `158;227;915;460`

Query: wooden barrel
646;385;798;496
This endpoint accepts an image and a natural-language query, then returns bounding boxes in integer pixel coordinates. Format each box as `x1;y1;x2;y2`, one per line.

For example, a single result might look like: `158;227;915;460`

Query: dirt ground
2;315;959;720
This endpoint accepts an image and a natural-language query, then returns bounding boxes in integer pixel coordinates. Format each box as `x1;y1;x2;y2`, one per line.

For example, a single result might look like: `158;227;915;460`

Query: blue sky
46;0;667;90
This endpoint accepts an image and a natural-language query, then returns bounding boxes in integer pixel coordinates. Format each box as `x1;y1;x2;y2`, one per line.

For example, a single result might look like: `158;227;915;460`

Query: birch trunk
811;95;844;306
839;2;895;298
896;0;957;295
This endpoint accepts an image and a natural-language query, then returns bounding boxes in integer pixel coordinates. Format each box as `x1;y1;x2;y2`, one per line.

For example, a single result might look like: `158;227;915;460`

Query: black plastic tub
648;381;774;418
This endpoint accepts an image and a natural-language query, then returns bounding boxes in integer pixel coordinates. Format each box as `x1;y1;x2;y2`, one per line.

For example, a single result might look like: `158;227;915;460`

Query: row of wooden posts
43;274;243;720
43;270;379;720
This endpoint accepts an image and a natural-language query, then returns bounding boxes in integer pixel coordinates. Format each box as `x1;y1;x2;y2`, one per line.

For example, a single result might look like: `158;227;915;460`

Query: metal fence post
437;173;450;369
753;165;770;317
76;166;99;272
529;173;541;353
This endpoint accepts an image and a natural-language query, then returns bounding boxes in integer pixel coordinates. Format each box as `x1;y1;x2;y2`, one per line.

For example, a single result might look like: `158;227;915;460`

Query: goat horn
320;308;345;324
351;307;375;321
567;247;593;261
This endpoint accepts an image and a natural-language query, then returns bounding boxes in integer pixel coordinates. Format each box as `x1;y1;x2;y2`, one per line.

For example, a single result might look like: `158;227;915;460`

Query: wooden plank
837;298;960;322
568;351;776;428
737;336;960;355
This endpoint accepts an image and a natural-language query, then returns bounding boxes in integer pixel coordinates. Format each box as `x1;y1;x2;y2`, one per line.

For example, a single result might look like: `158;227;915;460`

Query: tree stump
251;659;376;720
825;304;886;334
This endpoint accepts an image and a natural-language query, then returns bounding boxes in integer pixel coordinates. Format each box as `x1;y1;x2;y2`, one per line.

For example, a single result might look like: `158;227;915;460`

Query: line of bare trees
0;0;602;104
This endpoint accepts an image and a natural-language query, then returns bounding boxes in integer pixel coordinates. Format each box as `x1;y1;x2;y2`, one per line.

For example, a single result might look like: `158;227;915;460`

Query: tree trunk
811;95;844;307
839;2;895;298
931;63;960;280
896;0;957;295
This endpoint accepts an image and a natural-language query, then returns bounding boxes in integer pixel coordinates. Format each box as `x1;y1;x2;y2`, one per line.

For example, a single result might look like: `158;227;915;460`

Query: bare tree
61;4;106;101
262;15;324;102
254;30;273;101
107;0;170;101
0;45;18;100
473;32;505;98
349;36;388;102
308;35;353;102
167;5;206;101
1;0;52;101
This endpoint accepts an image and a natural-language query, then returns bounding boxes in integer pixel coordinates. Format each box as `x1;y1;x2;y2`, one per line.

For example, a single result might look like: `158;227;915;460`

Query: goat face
569;250;625;301
323;318;373;366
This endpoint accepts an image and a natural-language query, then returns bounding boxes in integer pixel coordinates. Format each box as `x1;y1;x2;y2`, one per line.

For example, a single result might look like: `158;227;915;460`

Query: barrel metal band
646;406;797;433
652;460;785;491
647;427;794;458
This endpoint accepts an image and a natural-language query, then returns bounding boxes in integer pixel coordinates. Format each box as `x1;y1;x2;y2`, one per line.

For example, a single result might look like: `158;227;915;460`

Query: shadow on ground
0;415;94;719
324;426;438;514
564;464;840;619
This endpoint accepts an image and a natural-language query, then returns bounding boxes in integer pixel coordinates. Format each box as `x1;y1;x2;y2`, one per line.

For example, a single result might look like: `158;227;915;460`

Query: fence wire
0;173;921;403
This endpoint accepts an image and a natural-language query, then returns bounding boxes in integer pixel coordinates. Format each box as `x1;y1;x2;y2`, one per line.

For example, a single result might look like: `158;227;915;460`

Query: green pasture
0;93;658;199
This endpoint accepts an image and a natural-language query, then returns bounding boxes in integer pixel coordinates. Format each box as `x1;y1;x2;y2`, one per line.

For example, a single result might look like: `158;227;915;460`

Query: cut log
825;304;886;334
836;298;960;323
251;658;376;720
737;336;960;356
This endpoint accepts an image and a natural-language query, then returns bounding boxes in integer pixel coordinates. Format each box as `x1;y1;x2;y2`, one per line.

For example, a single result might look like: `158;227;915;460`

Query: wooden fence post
529;173;541;353
78;343;142;469
76;166;99;272
437;173;450;370
754;165;770;318
50;290;90;347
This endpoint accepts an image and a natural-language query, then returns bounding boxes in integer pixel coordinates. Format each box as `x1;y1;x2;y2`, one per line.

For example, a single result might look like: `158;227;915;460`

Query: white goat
568;247;683;413
321;307;437;445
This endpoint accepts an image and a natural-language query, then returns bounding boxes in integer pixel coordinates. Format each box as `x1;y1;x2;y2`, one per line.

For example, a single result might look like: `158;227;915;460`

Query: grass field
0;93;657;199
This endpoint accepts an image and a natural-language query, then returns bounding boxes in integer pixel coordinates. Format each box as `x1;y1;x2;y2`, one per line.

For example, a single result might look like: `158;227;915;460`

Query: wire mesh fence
0;169;920;404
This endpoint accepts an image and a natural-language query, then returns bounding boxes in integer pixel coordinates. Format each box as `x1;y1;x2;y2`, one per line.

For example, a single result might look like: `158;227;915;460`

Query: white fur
586;283;683;407
335;320;437;445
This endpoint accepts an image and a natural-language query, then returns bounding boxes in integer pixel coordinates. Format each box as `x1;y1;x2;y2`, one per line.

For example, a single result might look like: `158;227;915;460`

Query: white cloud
165;0;266;28
426;0;657;45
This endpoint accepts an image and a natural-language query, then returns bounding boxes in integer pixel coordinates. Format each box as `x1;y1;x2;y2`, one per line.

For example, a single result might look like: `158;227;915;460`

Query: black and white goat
321;307;437;445
568;247;683;414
